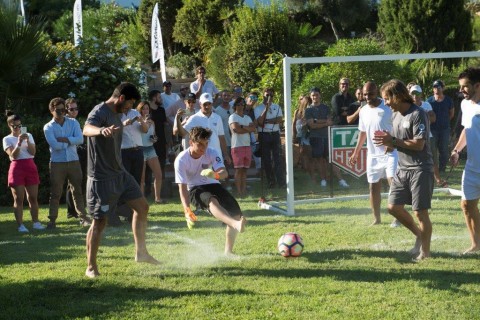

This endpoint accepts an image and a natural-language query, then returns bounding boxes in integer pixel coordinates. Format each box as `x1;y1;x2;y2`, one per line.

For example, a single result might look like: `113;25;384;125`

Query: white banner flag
151;3;167;83
19;0;26;25
73;0;83;47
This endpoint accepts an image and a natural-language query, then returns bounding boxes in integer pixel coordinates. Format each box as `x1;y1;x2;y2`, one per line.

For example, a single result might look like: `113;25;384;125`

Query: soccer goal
259;51;480;216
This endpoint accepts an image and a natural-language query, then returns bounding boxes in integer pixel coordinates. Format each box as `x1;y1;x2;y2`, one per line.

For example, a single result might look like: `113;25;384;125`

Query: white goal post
279;51;480;216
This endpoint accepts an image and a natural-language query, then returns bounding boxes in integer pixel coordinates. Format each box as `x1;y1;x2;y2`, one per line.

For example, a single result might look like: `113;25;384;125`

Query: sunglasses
11;124;22;129
68;108;78;112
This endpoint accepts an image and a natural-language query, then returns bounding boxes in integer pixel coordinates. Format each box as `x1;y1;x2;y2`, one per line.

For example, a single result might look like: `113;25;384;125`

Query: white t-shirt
174;147;223;190
3;133;35;161
120;109;143;148
161;92;180;110
358;100;395;157
183;111;225;162
228;113;252;148
461;98;480;173
190;80;219;98
418;101;433;138
254;103;283;132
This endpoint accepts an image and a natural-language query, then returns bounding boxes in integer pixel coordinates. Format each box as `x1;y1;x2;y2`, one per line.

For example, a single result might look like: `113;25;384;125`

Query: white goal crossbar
278;51;480;216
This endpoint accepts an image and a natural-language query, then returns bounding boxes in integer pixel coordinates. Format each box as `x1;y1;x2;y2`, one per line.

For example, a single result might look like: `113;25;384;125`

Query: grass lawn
1;173;479;319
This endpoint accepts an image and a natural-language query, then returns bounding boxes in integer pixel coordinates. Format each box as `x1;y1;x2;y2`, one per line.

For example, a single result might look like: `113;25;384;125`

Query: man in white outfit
349;81;398;226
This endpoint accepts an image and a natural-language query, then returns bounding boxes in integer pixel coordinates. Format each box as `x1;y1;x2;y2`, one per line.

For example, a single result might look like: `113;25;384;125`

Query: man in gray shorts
83;82;159;278
374;79;434;261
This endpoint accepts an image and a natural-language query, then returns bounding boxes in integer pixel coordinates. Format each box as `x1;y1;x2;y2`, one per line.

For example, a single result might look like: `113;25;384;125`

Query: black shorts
309;136;328;158
388;169;434;211
189;183;242;217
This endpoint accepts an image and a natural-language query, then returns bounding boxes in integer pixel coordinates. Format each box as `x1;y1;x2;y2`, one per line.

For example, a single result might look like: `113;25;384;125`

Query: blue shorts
86;171;143;219
309;136;328;158
142;146;158;161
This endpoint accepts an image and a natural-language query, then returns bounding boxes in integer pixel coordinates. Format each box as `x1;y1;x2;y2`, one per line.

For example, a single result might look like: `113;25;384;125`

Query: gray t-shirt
85;102;124;180
392;104;433;171
305;103;330;138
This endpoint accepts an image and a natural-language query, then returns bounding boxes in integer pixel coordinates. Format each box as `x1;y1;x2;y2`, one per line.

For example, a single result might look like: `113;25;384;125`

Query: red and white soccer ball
277;232;304;257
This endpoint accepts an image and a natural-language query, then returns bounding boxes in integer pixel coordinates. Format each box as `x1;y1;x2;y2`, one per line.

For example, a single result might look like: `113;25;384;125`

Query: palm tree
0;2;60;115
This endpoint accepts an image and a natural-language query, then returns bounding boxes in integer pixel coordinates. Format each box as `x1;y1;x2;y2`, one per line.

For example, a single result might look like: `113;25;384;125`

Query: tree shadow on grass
211;250;480;293
0;279;254;320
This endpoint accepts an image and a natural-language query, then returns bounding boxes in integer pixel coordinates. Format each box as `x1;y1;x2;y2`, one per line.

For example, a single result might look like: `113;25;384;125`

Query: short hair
196;66;206;74
65;98;77;108
232;97;246;110
5;110;20;125
309;87;321;94
49;97;65;111
112;82;141;101
339;77;350;84
458;67;480;84
136;101;150;113
148;89;161;101
264;87;275;94
380;79;414;105
189;126;212;142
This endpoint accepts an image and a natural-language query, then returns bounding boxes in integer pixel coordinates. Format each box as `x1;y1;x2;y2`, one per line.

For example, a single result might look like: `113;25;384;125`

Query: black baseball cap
163;81;172;86
185;92;196;101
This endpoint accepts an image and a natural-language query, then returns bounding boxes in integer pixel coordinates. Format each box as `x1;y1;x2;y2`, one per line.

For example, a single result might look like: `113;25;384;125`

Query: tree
0;2;60;115
285;0;371;41
222;2;315;90
173;0;241;59
378;0;473;54
137;0;183;58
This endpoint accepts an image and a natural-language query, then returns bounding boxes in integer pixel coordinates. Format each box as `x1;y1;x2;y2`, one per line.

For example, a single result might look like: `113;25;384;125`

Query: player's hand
450;151;460;167
348;154;357;166
101;125;119;138
200;168;216;179
184;207;198;222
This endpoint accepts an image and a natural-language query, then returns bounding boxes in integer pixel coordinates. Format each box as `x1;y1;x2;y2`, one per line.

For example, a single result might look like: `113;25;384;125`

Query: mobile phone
21;126;27;134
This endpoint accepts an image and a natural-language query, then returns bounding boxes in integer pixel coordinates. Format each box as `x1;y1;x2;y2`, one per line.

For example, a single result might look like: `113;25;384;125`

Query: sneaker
320;180;327;187
390;220;402;228
339;179;349;188
18;224;29;233
46;221;56;230
32;222;46;230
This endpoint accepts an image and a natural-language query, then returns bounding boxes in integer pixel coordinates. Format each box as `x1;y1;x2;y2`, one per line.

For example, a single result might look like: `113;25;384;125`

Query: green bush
167;52;196;79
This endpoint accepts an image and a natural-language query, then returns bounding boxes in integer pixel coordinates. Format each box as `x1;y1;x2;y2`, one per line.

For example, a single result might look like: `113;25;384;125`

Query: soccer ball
277;232;304;257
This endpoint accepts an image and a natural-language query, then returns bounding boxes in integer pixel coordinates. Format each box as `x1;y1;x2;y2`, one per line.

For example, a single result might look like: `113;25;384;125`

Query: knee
461;200;477;215
387;204;396;215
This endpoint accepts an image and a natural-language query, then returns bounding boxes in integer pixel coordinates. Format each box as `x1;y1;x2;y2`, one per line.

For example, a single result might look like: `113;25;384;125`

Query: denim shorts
142;146;158;161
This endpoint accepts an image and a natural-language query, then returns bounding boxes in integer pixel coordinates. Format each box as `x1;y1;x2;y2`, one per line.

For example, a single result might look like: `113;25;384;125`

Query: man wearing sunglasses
43;97;91;229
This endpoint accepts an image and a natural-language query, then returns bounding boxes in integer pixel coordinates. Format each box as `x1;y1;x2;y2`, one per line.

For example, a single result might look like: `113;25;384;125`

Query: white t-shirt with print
174;147;224;190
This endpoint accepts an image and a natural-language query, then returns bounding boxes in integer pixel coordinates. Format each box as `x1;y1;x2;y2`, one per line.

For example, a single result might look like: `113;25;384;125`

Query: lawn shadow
0;279;254;319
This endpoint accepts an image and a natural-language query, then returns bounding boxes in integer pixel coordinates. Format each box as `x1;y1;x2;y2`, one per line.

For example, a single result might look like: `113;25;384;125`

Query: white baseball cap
199;92;213;105
409;85;422;94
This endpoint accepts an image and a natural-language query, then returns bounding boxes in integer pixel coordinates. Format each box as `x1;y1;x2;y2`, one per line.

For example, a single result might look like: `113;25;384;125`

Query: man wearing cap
408;83;445;188
427;80;454;172
172;92;200;150
450;67;480;254
229;85;243;107
190;66;219;100
175;92;231;166
254;88;285;188
331;77;355;125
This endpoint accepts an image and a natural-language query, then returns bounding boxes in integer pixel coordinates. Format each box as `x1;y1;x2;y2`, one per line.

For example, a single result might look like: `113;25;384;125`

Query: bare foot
234;216;246;233
369;220;381;226
412;251;430;262
135;253;161;265
85;268;100;278
462;246;480;255
409;237;422;256
224;252;240;260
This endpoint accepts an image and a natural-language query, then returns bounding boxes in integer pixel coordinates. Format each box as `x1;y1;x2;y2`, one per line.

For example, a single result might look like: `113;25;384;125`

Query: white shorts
461;169;480;200
367;152;398;183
